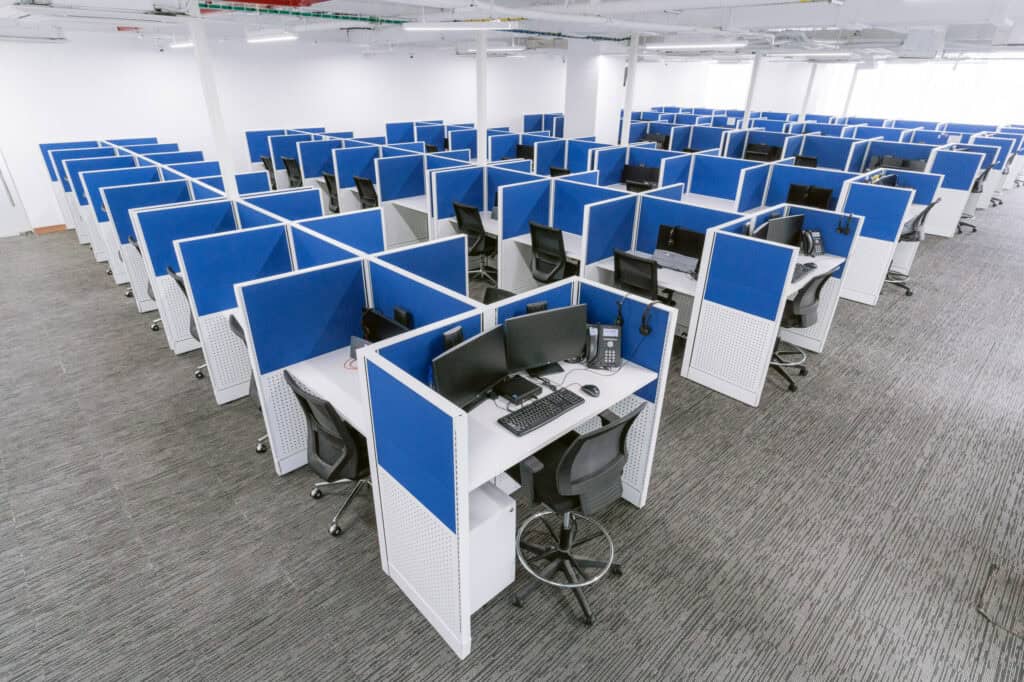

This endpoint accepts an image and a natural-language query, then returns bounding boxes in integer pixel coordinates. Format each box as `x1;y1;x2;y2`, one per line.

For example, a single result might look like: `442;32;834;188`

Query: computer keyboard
497;388;585;437
791;262;817;282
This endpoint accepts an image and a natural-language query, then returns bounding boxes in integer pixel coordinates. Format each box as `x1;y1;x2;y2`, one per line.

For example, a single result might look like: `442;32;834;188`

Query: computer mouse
581;384;600;398
805;262;818;269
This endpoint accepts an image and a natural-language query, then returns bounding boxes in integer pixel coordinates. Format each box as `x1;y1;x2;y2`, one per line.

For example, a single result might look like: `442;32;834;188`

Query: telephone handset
587;324;622;370
801;230;825;257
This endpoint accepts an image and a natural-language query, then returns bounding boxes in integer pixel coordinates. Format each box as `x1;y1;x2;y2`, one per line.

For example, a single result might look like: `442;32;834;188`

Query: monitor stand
528;362;563;378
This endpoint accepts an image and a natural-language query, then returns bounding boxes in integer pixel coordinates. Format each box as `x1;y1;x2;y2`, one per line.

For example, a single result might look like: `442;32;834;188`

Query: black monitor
763;214;805;247
622;164;659;186
393;306;414;329
903;158;927;171
505;304;588;377
657;225;704;259
794;155;818;168
744;143;781;162
550;166;571;177
432;326;509;410
361;308;408;343
787;183;833;210
516;144;534;161
877;174;898;187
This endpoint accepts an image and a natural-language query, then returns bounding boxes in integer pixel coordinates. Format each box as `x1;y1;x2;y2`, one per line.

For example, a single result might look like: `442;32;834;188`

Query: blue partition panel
378;312;482;389
930;150;983;190
535;139;566;175
800;136;854;170
892;120;938;130
416;124;446;150
852;125;903;141
334;146;379;188
889;171;941;204
691;126;727;151
179;226;291;315
292;228;359;268
246;188;322;221
567;139;606;171
237;204;279;229
945;122;997;135
494;284;573;329
521;133;552;147
842;183;912;242
324;131;354;139
386;142;426;155
386;122;415;144
84;167;160;222
804;123;846;137
765;166;853;209
299;139;343;179
628;147;679;171
501;178;550;239
524;114;544;132
553;181;623;234
137;201;236;273
124;143;179;155
585;194;638;263
105;180;191;244
299;210;385;254
705;232;790;321
566;170;599;185
377;238;468;296
661;155;691;187
864;141;932;167
378;155;425;201
492;159;533;173
66;156;136;205
785;208;857;277
268;134;311;171
449;128;477;159
848;140;869;172
595;147;627;186
426;154;468;171
366;361;457;531
145;151;204;166
646;184;684;200
689;155;749;199
669;126;694;151
636;197;741;253
41;141;99;181
737;164;770;212
246;130;285;162
192;178;223;200
235;171;271;194
578;282;669;402
489;133;519;162
166;161;220;178
724;131;746;157
434;167;484;221
486;167;537;209
628;122;647;143
53;147;117;191
242;259;365;374
368;261;475;331
973;136;1014;170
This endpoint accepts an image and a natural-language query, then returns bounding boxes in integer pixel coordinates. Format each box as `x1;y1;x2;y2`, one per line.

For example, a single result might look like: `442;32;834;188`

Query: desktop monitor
763;214;805;247
794;155;818;168
361;308;408;343
613;250;659;299
786;183;833;210
432;326;509;410
657;225;704;259
516;144;535;161
505;304;588;376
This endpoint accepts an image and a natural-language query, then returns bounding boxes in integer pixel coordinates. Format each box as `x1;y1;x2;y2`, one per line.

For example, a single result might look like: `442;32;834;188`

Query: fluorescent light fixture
466;46;526;53
768;51;853;58
647;41;747;51
949;50;1024;60
247;33;297;44
169;41;193;49
404;20;514;32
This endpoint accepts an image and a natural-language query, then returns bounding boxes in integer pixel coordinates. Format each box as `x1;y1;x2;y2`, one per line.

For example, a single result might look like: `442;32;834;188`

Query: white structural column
619;33;640;145
476;31;488;164
741;54;763;129
799;62;819;121
190;15;239;199
563;39;603;139
841;64;861;119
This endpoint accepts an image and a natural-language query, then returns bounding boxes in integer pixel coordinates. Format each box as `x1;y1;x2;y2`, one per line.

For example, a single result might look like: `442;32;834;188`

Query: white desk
511;231;582;262
284;346;369;435
681;193;738;213
391;195;428;214
448;214;499;237
466;361;657;490
786;254;845;298
592;253;699;298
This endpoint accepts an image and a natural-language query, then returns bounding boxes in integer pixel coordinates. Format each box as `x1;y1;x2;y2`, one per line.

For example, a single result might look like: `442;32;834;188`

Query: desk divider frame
80;166;161;284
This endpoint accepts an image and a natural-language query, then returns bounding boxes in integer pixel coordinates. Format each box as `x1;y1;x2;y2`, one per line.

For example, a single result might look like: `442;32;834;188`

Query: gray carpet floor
3;192;1024;680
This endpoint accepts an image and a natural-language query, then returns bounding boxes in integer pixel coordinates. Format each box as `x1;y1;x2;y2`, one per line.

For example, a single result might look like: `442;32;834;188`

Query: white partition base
98;222;129;285
154;274;201;354
120;244;157;313
780;276;842;353
976;169;1001;211
381;199;430;248
255;367;310;476
497;239;539;292
53;183;87;243
925;187;968;238
339;187;363;213
196;311;250;405
81;213;108;263
839;236;894;306
890;239;919;277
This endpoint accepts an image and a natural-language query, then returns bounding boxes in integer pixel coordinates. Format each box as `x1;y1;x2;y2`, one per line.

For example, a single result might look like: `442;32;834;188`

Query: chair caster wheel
125;289;133;298
311;488;323;499
106;268;112;276
905;290;913;297
193;370;204;379
256;442;267;453
511;595;524;608
329;524;342;537
610;565;623;576
788;384;798;392
150;322;160;331
799;367;808;377
582;615;594;627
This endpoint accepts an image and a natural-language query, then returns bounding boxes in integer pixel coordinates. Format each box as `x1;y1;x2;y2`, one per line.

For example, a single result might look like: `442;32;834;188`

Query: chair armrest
598;410;619;426
518;455;544;502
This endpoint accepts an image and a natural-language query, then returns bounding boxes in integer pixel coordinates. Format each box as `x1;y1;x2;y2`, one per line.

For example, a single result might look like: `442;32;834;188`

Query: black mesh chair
529;222;577;284
958;168;989;234
453;202;497;284
511;406;643;625
283;370;371;537
483;286;515;304
769;272;831;392
550;166;571;177
612;249;676;306
282;156;303;189
128;235;161;331
886;198;940;297
166;265;206;380
425;143;438;153
228;313;268;454
322;172;340;213
353;175;379;209
260;156;277;190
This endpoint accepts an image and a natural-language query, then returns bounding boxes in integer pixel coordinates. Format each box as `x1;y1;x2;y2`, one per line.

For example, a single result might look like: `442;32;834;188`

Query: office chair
550;166;571;177
128;236;161;331
529;222;578;284
769;273;831;392
353;175;379;209
282;156;303;189
511;406;643;625
228;313;269;454
425;143;438;153
322;172;340;213
958;167;988;234
260;156;277;190
885;198;940;298
166;266;206;380
482;286;515;304
453;202;498;285
612;249;676;307
282;370;371;537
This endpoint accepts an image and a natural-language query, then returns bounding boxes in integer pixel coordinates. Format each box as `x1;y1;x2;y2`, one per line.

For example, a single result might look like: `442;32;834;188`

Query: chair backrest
550;166;571;177
483;286;515;304
166;265;187;297
911;197;941;232
529;222;567;282
973;167;990;192
613;249;659;299
353;175;378;207
783;272;831;329
282;156;302;188
260;156;277;190
425;143;438;153
282;369;365;480
555;406;643;515
453;202;485;237
227;313;247;346
322;172;339;213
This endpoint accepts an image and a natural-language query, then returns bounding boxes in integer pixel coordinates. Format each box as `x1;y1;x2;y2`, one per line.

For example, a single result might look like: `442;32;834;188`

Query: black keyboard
497;388;585;437
791;262;817;282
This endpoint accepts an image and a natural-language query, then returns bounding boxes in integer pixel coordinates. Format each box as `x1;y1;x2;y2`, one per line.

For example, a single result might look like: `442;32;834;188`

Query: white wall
0;34;565;230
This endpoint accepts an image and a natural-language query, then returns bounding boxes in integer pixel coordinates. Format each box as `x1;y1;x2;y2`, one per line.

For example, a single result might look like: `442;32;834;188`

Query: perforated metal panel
121;245;154;309
258;369;308;470
198;314;251;392
378;467;463;631
691;300;776;393
155;275;194;348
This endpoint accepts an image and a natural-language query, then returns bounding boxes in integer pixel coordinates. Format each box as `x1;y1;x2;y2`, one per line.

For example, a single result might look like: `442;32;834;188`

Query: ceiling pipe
556;0;836;17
